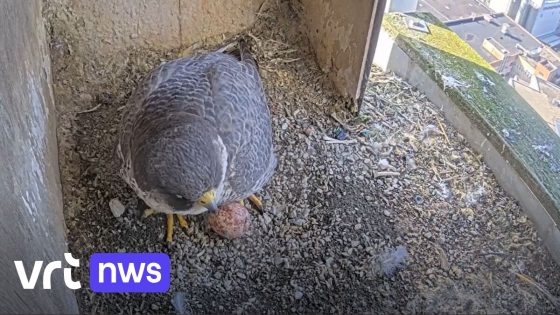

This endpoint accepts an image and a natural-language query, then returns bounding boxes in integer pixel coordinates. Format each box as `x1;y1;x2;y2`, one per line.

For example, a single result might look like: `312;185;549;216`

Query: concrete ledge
299;0;386;105
0;0;78;312
374;12;560;263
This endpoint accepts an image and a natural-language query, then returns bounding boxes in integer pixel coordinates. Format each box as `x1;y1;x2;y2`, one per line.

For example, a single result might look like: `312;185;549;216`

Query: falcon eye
199;190;216;205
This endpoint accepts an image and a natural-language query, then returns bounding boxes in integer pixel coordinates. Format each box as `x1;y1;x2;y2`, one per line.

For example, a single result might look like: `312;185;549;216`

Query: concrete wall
530;6;560;36
46;0;385;109
385;0;419;13
299;0;386;109
46;0;265;63
488;0;512;13
0;0;78;313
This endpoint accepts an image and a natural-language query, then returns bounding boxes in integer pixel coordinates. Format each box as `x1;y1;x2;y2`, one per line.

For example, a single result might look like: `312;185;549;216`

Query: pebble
79;93;93;102
383;210;391;217
421;124;437;139
262;213;272;225
406;155;417;170
171;292;188;315
451;266;463;278
109;198;126;217
378;159;390;170
294;291;304;300
151;304;160;311
274;256;284;266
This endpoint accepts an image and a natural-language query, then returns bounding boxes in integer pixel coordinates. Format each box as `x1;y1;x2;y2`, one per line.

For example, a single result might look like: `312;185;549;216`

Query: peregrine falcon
116;40;276;243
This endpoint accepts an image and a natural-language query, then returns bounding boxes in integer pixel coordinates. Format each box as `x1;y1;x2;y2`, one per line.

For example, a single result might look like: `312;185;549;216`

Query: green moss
381;12;560;221
383;13;491;70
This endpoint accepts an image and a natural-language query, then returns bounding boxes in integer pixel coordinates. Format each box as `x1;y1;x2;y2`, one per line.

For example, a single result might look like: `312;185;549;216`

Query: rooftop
522;46;560;69
540;33;560;48
446;14;543;64
542;46;560;67
511;78;560;134
541;60;556;71
539;76;560;98
418;0;492;21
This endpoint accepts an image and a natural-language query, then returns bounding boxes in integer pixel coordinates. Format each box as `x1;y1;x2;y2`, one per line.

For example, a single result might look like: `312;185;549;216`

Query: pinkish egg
208;202;251;239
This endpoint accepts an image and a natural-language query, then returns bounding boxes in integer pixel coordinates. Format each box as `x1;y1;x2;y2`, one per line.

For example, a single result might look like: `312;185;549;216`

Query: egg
207;202;251;239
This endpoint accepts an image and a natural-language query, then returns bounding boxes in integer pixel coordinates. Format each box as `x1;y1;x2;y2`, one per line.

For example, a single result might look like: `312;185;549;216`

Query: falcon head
132;115;228;214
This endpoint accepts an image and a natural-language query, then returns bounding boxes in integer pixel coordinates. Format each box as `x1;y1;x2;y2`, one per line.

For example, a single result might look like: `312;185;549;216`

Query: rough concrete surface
45;0;264;64
0;0;78;313
298;0;378;103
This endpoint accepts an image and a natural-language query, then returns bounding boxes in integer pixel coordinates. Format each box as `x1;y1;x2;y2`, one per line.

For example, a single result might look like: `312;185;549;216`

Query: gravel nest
47;1;559;314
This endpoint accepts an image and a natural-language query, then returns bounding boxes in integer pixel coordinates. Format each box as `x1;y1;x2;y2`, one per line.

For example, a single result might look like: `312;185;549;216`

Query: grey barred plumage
117;41;276;218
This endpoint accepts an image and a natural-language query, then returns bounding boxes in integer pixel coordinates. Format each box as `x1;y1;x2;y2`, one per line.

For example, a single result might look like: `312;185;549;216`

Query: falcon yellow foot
248;194;263;213
143;208;156;218
165;214;189;244
177;215;189;229
143;209;188;243
166;214;174;243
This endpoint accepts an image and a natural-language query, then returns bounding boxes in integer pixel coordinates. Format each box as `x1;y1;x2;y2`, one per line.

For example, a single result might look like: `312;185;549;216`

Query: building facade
447;13;560;84
486;0;560;37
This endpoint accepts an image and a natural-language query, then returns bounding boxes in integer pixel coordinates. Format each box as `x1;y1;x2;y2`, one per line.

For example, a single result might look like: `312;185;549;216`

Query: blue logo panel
89;253;170;293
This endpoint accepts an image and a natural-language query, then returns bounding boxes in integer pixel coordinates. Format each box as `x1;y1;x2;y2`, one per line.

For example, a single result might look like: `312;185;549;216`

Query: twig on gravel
330;112;354;131
323;135;357;145
247;32;259;42
437;118;450;144
275;49;298;55
76;103;102;114
374;171;401;178
271;57;301;63
216;41;237;53
515;273;560;307
256;0;269;16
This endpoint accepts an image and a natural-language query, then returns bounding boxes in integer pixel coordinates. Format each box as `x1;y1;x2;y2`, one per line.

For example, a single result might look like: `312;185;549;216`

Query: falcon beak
205;201;218;212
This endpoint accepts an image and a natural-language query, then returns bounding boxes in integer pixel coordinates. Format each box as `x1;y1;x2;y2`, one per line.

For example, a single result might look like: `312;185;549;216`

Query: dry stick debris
374;171;401;178
75;103;102;114
322;135;358;145
515;273;560;308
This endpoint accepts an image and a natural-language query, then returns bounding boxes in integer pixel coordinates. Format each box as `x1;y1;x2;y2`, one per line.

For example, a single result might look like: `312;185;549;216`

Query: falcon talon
176;215;189;230
142;208;156;218
248;194;264;213
164;241;175;250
